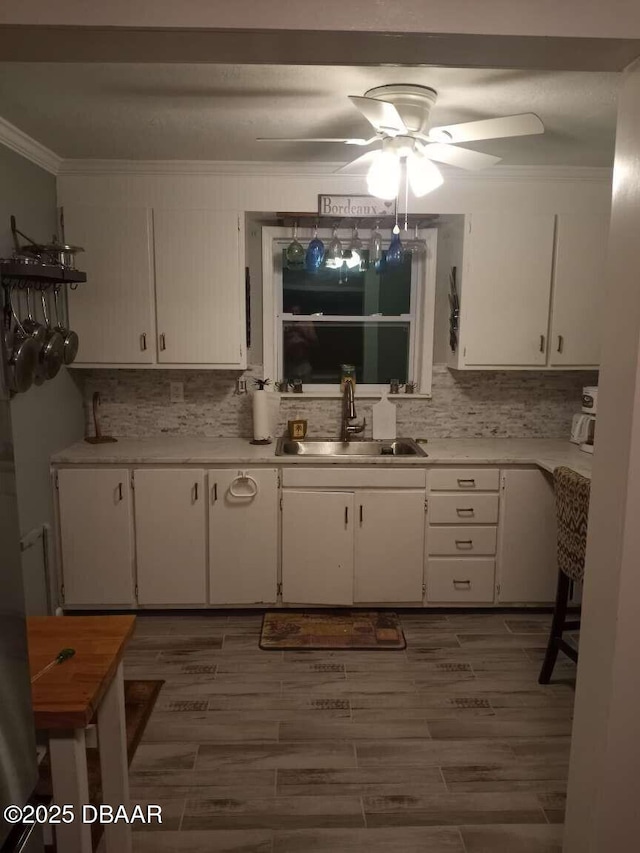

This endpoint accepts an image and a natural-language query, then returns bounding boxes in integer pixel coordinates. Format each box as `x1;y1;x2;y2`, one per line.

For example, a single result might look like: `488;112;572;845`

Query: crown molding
57;159;613;184
0;116;62;175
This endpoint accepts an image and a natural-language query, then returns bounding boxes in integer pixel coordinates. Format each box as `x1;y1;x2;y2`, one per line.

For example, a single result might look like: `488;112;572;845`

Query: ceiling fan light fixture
407;150;444;198
366;150;401;200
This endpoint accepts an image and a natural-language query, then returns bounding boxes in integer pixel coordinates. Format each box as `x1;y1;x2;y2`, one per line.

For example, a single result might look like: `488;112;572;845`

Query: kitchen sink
275;437;427;457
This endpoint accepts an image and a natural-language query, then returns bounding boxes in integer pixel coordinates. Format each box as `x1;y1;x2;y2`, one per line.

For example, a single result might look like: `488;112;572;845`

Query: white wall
564;56;640;852
0;146;85;613
58;165;612;217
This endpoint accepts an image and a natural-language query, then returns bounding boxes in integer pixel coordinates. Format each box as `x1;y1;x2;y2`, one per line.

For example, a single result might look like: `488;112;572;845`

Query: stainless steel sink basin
275;437;427;457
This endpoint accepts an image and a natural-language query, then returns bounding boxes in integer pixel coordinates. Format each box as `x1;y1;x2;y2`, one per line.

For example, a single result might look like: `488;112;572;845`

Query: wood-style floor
124;611;576;853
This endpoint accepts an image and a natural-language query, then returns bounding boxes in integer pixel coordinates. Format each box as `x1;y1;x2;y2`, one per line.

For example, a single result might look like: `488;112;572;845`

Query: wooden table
27;615;136;853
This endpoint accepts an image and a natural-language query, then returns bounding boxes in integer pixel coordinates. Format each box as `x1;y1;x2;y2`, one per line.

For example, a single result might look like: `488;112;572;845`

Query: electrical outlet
170;381;184;403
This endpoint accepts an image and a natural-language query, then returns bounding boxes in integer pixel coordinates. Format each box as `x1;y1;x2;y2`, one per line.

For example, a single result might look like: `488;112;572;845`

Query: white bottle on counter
372;394;397;440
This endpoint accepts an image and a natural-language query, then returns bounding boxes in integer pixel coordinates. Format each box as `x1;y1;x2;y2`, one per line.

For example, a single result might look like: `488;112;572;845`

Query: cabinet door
497;469;557;603
134;469;206;605
64;206;155;364
354;490;425;603
58;469;134;606
549;213;609;367
282;491;354;605
154;210;245;366
461;213;555;366
209;468;278;604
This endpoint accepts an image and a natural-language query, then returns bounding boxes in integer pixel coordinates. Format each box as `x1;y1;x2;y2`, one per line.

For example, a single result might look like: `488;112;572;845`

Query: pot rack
1;215;87;290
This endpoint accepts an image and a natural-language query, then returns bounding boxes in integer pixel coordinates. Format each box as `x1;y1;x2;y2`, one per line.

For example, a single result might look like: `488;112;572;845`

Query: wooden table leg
49;728;93;853
97;660;132;853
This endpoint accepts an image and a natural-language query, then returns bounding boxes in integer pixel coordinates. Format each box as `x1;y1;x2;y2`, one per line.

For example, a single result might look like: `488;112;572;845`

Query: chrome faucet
341;378;366;442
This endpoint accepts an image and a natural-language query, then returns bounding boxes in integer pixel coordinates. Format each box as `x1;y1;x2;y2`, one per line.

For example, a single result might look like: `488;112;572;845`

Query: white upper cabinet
64;206;155;364
64;205;246;368
458;213;556;367
549;213;609;367
445;211;608;370
154;210;246;366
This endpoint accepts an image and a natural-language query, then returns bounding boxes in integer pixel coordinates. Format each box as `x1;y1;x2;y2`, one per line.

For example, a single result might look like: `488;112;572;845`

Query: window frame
262;225;437;397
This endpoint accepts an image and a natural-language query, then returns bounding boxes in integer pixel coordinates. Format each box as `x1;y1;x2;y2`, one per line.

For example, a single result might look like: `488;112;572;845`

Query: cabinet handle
193;482;199;501
359;505;363;524
117;482;123;501
539;334;546;353
457;478;475;486
345;506;349;526
557;334;564;353
456;507;475;516
455;539;474;549
159;333;166;351
140;332;147;351
212;483;218;503
453;579;471;589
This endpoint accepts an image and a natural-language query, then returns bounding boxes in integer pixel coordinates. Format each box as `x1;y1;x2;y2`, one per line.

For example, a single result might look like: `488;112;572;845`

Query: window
262;226;436;396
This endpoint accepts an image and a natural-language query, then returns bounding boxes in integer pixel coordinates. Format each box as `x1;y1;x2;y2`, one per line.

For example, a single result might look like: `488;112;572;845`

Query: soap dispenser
372;393;397;440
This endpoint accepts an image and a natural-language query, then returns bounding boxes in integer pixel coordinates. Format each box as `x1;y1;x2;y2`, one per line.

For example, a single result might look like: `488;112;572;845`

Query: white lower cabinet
354;490;425;603
133;469;207;606
208;468;278;604
497;469;558;603
58;469;135;606
427;559;496;603
282;490;354;605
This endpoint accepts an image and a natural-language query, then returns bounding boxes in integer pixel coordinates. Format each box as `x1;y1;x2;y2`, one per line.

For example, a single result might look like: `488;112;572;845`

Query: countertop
51;437;593;478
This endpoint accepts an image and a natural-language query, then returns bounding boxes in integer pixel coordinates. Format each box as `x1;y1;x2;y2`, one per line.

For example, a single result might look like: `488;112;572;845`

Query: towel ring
229;471;259;498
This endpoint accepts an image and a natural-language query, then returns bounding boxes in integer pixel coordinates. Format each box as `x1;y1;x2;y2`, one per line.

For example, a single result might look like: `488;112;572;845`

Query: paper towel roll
252;391;271;441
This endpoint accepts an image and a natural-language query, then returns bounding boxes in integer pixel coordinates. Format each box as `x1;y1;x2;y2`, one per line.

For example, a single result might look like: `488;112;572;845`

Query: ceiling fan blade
348;96;408;135
429;113;544;143
422;143;501;171
256;137;374;145
334;150;381;174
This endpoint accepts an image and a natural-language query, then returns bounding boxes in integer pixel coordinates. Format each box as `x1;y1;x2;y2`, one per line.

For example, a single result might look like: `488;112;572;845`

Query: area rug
37;679;163;849
260;611;406;650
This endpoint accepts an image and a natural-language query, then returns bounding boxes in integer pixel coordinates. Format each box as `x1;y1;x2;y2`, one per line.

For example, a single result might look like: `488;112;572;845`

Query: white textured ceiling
0;63;619;165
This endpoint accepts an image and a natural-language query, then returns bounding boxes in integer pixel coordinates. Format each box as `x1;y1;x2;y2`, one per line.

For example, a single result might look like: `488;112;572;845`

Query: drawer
281;467;426;489
429;493;499;524
427;558;496;603
429;468;500;492
428;525;497;556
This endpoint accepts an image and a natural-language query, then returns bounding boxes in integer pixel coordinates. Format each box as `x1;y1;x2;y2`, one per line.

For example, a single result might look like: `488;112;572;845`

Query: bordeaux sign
318;195;395;217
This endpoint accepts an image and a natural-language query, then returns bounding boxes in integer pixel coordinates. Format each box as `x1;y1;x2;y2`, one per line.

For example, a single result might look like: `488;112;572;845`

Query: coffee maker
570;386;597;454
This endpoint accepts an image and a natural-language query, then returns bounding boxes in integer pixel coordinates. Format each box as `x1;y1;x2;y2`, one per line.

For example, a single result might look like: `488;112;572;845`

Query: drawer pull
455;539;474;549
457;478;476;486
456;507;475;516
453;579;472;588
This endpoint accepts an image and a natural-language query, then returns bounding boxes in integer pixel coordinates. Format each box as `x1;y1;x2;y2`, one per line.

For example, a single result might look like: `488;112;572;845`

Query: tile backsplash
74;365;596;440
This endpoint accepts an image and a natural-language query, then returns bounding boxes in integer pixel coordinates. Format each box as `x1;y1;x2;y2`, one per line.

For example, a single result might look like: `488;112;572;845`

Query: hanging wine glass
305;223;325;272
386;223;404;267
285;222;305;268
369;221;383;271
346;224;363;270
325;226;343;270
407;222;425;257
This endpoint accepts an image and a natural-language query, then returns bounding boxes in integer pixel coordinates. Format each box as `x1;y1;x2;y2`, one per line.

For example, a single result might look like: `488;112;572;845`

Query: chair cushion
554;466;591;583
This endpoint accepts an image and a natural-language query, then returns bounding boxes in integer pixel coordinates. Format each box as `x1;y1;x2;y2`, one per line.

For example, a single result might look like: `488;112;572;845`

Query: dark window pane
283;320;410;385
282;249;412;316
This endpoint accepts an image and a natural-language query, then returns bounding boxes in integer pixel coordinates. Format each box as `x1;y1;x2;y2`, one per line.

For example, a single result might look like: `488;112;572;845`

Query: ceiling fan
258;84;544;199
